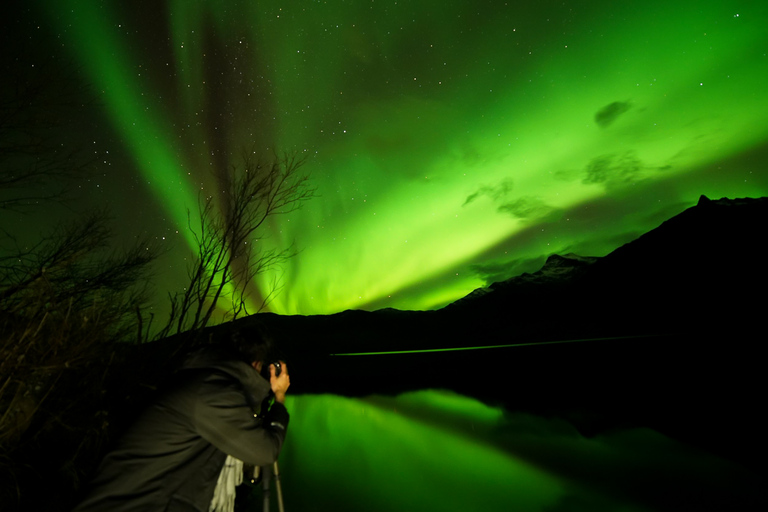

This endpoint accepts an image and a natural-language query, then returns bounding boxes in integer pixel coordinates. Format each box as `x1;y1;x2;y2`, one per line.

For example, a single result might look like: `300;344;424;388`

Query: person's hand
270;362;290;404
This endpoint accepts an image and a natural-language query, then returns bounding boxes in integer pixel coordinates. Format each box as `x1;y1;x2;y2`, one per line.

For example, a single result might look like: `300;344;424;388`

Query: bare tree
0;41;162;510
0;212;157;323
160;150;315;336
0;213;159;496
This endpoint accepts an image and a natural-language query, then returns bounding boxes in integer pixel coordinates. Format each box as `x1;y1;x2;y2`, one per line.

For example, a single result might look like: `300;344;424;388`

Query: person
72;326;291;512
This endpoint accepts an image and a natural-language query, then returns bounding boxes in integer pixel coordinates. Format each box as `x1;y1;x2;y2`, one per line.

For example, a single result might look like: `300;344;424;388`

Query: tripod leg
273;461;285;512
261;464;272;512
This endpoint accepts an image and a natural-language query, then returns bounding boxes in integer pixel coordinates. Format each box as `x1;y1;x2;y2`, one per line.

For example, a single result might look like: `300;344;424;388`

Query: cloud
470;255;546;285
463;178;562;227
464;181;557;221
463;178;514;206
497;196;555;219
462;190;481;206
594;101;631;128
582;151;643;186
553;168;581;182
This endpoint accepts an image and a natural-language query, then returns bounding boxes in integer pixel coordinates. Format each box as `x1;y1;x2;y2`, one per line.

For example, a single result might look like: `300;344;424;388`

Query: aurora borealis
6;0;765;318
4;3;768;510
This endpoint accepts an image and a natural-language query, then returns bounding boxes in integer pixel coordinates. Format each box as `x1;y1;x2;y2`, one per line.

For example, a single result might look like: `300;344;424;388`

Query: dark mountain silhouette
447;195;766;336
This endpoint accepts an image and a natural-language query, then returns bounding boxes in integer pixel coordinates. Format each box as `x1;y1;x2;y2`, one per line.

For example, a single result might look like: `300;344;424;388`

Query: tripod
257;461;285;512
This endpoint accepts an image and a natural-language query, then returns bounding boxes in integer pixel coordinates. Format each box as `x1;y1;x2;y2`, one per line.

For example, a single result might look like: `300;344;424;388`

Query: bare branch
163;150;315;335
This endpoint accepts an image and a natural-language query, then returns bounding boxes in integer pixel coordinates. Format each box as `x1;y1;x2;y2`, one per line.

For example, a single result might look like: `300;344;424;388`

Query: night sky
4;0;767;319
4;2;767;511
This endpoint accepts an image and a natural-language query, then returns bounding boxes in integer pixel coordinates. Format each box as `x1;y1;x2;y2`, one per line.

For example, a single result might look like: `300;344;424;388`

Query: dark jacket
73;347;289;512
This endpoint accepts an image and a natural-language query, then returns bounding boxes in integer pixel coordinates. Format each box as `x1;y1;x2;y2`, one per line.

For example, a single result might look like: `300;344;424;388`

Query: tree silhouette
161;150;315;336
0;53;159;509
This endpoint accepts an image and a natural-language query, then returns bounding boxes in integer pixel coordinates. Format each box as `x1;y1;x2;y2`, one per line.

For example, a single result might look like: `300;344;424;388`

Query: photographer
73;326;290;512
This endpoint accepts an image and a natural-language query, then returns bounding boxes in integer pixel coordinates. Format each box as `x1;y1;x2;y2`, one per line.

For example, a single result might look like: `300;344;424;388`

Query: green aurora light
5;5;767;510
40;0;768;315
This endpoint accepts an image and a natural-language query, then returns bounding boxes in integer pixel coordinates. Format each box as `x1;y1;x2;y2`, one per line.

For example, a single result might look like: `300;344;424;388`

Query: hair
226;323;274;365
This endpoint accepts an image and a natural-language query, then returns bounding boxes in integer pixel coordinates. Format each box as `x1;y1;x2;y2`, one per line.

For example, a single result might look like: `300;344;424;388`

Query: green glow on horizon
43;0;768;316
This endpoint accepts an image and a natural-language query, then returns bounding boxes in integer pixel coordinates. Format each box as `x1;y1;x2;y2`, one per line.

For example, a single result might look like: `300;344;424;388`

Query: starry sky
4;0;768;319
4;4;766;511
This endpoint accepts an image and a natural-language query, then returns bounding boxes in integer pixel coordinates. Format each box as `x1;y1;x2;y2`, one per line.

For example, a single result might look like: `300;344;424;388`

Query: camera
260;360;282;380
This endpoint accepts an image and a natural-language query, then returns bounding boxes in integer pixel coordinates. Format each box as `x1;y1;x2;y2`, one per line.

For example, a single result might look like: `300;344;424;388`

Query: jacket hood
181;345;272;408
